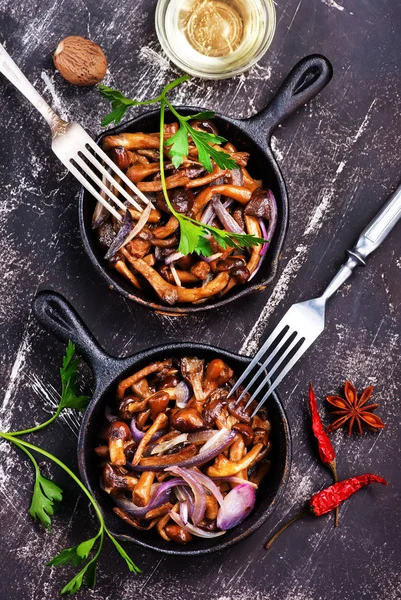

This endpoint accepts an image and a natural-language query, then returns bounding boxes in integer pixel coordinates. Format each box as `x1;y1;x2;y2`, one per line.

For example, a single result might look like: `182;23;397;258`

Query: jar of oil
155;0;276;79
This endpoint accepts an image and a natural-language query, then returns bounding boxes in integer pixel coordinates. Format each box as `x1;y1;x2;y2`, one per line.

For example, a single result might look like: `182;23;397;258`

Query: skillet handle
33;290;119;384
254;55;333;137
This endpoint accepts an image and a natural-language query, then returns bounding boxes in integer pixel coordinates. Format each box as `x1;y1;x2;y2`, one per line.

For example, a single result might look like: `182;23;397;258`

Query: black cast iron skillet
33;290;291;555
80;55;333;314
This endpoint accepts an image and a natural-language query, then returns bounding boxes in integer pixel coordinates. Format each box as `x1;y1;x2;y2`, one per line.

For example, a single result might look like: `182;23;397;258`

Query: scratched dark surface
0;0;401;598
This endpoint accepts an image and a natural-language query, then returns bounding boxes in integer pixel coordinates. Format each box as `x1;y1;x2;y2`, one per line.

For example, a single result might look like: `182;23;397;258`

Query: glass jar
155;0;276;79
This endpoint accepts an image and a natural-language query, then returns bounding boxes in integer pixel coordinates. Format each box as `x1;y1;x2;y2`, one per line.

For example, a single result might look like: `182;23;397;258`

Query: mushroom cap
53;36;107;86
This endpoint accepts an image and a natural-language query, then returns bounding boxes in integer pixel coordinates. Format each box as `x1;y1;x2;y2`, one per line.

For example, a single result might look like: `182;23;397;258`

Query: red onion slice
216;483;256;530
165;251;185;265
151;433;188;455
120;202;152;250
213;198;245;234
104;210;133;260
211;476;258;489
169;511;226;538
129;416;167;443
166;466;207;525
168;466;224;507
112;477;186;519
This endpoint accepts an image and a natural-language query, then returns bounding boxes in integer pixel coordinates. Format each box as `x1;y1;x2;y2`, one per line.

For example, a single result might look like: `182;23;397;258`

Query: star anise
326;381;385;436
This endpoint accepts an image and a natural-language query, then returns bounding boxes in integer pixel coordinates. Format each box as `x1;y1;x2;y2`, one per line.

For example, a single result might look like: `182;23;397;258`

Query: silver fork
0;43;150;220
231;182;401;417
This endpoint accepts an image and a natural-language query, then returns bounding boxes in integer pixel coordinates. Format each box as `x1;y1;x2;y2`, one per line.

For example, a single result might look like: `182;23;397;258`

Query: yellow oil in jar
184;0;245;58
158;0;276;78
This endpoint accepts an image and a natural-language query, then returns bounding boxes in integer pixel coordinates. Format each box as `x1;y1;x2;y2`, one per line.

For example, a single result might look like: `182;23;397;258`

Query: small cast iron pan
33;290;291;555
80;55;332;314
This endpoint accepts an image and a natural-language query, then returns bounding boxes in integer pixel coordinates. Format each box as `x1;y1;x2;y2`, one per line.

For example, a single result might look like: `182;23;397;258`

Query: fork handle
321;181;401;301
0;42;62;133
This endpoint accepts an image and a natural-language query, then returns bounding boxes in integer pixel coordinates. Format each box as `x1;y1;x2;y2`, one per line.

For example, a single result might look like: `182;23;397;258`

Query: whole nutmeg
53;36;107;86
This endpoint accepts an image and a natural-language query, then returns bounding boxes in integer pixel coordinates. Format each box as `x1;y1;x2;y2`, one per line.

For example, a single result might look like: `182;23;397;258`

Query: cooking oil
156;0;276;79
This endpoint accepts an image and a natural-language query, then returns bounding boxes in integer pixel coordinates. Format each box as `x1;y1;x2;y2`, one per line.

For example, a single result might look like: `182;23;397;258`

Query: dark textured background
0;1;401;598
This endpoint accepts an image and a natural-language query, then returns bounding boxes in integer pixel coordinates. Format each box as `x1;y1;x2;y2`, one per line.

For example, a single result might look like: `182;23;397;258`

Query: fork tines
230;323;308;418
67;132;153;221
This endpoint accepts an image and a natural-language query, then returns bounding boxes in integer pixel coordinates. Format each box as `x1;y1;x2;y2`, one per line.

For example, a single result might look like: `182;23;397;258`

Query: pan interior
79;344;291;555
80;108;288;313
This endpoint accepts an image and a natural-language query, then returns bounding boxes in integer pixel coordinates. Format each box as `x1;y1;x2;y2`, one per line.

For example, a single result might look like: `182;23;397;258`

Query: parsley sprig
0;343;140;595
99;77;267;256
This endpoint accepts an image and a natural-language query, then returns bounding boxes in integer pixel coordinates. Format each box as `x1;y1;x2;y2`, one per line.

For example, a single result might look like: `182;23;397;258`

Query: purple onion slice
169;511;226;538
216;483;256;530
112;477;186;519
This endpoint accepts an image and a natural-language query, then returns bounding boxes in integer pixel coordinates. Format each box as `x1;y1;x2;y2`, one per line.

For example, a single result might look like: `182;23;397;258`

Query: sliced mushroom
117;359;172;399
192;184;252;216
206;443;263;477
118;396;148;420
203;359;233;397
113;507;158;530
102;421;132;466
138;172;190;192
103;132;166;151
145;502;174;520
171;407;207;432
181;357;205;401
244;215;262;276
132;471;155;506
165;523;193;544
131;412;169;466
102;463;138;494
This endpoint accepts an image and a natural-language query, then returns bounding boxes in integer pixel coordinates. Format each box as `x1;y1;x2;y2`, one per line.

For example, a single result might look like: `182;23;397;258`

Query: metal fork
231;182;401;417
0;43;150;220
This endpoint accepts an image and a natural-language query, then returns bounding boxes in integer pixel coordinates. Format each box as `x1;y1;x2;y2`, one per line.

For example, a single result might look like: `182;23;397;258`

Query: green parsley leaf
177;217;204;255
165;123;188;168
29;471;63;529
108;535;142;574
184;124;237;172
183;110;216;121
59;341;89;412
60;565;87;595
47;545;84;568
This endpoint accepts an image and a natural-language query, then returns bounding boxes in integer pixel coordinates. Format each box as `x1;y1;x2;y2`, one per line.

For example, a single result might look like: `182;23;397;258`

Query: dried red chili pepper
308;382;339;526
265;474;387;550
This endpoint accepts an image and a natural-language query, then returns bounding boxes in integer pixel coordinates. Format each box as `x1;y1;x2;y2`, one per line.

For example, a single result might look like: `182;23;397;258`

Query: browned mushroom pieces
117;359;172;399
132;471;155;506
156;187;194;214
103;421;131;465
244;188;273;220
138;173;191;192
157;373;180;390
125;238;151;258
152;216;180;239
231;266;250;284
203;359;234;396
151;235;179;248
103;133;161;151
131;377;151;399
137;408;151;429
203;394;228;427
137;148;160;161
190;261;210;280
113;507;158;530
148;391;170;420
181;357;205;401
109;147;131;171
130;259;179;305
189;119;219;135
230;151;250;167
171;407;207;432
139;444;197;468
165;524;193;544
102;463;138;494
215;257;245;273
233;423;254;446
227;397;252;424
118;395;148;420
253;428;269;447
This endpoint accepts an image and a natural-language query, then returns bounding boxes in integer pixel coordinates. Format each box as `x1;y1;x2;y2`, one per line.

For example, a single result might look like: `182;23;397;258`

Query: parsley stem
0;433;105;527
159;98;180;219
7;409;62;437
